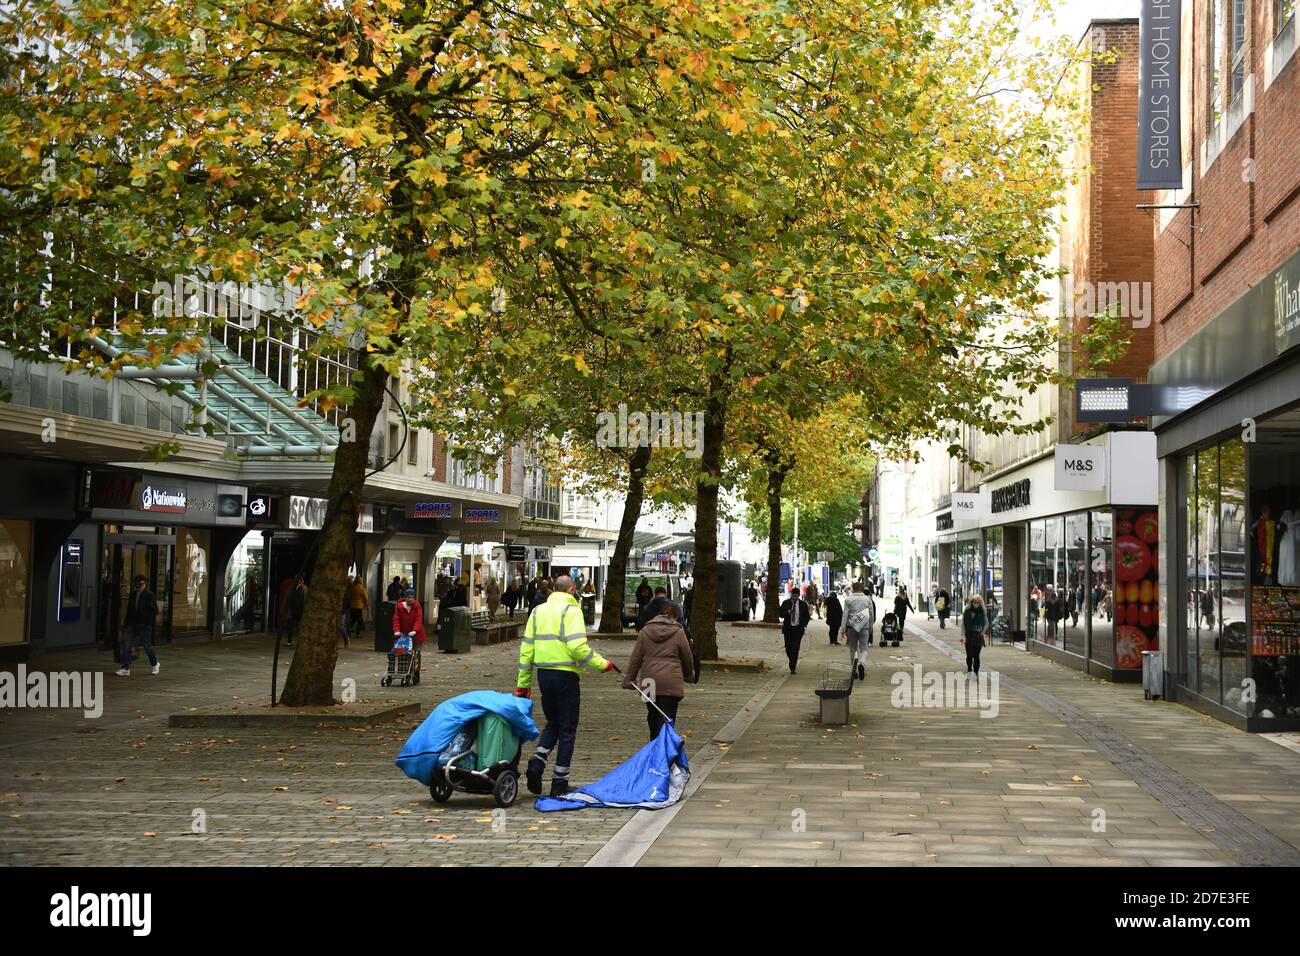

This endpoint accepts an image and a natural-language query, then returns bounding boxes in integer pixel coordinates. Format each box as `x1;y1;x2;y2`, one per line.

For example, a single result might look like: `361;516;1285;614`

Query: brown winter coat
625;615;695;699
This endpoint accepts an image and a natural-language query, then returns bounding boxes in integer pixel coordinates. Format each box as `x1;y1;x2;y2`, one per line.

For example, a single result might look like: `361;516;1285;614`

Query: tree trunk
600;444;651;633
278;362;389;706
689;384;726;660
764;464;786;623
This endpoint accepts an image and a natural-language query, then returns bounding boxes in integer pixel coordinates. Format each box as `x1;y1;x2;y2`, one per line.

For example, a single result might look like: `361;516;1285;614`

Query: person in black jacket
825;589;843;645
893;586;915;630
115;575;160;676
778;587;811;674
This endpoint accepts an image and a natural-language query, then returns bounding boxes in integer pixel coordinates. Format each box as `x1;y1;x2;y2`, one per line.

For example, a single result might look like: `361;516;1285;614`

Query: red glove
513;687;531;699
602;660;615;673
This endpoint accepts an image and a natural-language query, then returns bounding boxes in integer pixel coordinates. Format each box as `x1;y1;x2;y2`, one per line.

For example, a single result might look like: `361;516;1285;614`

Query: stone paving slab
637;614;1293;867
0;632;767;865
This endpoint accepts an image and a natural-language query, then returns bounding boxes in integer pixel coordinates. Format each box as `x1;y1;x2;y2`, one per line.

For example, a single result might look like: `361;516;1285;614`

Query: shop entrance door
100;539;174;655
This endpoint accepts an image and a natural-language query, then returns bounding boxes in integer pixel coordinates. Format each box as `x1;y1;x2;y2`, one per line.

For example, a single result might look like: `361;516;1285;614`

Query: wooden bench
471;609;526;646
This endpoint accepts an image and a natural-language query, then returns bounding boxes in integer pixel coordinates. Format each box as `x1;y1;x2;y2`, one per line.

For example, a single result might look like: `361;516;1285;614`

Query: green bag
474;713;518;768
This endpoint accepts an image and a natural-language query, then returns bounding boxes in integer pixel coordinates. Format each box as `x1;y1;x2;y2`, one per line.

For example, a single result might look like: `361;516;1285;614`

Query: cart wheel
493;771;519;808
430;778;454;804
381;676;391;687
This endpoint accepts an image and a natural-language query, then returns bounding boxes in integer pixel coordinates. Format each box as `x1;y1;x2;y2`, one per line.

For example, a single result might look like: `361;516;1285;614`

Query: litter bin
374;601;397;652
815;663;853;725
1142;650;1164;700
439;606;473;653
582;595;596;627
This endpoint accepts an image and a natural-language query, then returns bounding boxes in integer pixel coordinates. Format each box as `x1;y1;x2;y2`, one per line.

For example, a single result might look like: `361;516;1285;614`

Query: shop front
1151;249;1300;728
978;431;1158;680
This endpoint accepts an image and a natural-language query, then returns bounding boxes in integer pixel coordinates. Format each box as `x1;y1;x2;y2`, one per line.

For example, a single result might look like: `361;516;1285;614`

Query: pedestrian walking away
936;586;951;629
347;575;368;644
894;585;915;629
778;588;811;674
963;594;989;676
842;581;875;680
622;601;695;740
824;588;843;645
116;574;160;676
515;575;614;797
285;575;307;647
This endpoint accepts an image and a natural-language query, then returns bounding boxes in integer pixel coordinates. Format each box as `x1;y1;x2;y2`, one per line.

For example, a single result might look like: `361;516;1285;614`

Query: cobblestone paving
0;633;766;865
638;613;1300;867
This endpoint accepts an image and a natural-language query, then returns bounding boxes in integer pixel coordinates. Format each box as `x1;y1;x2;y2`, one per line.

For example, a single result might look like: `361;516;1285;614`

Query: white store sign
1054;445;1107;492
951;492;987;521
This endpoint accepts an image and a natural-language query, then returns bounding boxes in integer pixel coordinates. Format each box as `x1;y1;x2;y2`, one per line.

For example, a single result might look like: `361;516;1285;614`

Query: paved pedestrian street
4;617;1300;867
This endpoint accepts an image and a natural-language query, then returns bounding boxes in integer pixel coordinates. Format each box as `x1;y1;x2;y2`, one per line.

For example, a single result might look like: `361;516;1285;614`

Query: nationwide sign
140;484;186;514
1136;0;1182;190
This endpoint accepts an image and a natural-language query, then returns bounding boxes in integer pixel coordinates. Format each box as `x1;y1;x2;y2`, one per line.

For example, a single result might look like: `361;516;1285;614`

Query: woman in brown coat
622;602;696;739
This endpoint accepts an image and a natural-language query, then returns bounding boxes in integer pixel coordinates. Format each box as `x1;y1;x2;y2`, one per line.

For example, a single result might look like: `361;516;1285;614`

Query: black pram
879;611;902;647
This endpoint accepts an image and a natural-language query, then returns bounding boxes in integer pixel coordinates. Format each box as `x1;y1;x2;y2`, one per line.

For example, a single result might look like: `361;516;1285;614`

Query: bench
815;663;854;725
470;609;526;646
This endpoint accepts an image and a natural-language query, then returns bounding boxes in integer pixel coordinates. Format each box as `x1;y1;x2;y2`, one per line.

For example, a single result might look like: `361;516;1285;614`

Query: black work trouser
966;635;984;674
783;628;805;671
535;670;581;779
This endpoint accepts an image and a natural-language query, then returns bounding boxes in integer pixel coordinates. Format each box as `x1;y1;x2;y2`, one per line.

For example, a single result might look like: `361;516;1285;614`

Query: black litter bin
436;604;455;652
374;601;397;652
582;595;596;627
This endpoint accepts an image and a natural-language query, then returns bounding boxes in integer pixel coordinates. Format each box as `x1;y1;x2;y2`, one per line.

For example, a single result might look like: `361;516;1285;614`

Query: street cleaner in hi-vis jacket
514;574;614;796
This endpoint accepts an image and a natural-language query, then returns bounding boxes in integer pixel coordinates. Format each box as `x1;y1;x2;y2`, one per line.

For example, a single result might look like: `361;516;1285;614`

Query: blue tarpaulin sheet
535;724;690;811
395;691;538;786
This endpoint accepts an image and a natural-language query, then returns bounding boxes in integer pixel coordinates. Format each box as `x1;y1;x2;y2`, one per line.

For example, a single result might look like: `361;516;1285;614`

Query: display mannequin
1253;505;1278;584
1279;510;1299;587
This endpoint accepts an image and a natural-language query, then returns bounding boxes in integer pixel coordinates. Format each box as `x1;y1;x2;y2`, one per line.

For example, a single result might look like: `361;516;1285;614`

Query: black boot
549;777;570;797
526;756;546;795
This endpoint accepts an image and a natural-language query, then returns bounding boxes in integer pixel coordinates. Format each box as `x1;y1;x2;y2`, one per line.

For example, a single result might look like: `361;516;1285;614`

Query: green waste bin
438;606;473;653
475;713;519;768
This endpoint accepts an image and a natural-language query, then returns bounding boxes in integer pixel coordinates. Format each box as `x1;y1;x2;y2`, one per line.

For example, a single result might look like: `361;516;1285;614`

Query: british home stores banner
1137;0;1182;190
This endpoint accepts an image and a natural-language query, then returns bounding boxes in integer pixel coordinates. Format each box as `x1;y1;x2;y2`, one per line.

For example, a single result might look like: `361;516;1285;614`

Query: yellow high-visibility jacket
516;591;608;689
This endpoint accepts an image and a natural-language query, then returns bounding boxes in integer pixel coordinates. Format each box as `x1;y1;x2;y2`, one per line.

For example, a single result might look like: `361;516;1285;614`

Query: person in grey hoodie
622;602;696;739
842;581;876;681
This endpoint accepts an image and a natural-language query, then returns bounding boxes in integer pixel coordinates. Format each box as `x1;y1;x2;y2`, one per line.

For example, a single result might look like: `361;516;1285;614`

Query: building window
388;423;399;462
1278;0;1296;37
1209;0;1225;130
449;450;502;493
523;457;561;521
407;430;418;466
1229;0;1249;104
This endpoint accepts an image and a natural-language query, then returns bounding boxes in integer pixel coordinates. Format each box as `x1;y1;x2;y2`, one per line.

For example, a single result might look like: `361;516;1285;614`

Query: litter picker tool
607;662;674;726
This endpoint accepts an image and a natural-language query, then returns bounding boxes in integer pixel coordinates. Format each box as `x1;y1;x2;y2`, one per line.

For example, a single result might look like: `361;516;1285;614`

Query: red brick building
1148;0;1300;729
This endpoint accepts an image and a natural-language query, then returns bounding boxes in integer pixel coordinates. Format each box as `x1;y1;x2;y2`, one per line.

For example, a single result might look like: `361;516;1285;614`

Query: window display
1248;420;1300;717
1090;511;1114;667
0;519;32;645
1112;507;1159;670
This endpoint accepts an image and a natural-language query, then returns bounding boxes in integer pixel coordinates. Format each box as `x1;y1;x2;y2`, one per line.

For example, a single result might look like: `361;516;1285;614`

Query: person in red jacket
392;589;427;645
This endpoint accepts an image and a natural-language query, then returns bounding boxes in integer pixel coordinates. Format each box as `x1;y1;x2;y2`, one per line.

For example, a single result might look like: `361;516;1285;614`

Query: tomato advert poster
1113;508;1159;669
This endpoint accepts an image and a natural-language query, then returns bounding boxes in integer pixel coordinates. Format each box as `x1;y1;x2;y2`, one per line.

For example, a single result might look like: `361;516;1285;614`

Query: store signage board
411;501;455;519
951;492;986;521
464;508;500;524
140;484;187;514
1275;254;1300;355
990;478;1031;515
1055;445;1106;491
507;545;528;561
1136;0;1182;190
247;494;273;521
289;495;372;532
